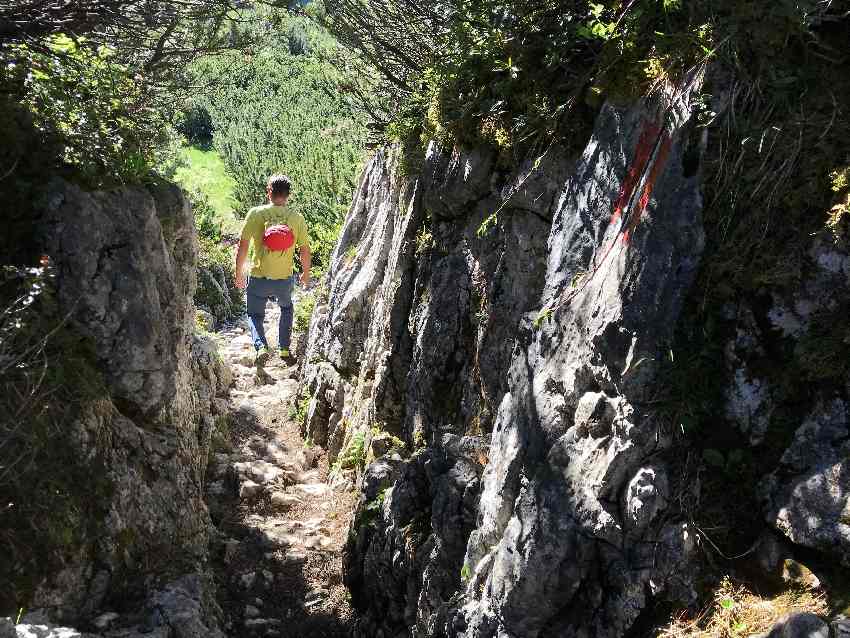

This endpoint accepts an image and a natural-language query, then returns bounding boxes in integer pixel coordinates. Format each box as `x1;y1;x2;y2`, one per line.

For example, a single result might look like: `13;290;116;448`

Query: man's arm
299;243;311;287
235;239;250;289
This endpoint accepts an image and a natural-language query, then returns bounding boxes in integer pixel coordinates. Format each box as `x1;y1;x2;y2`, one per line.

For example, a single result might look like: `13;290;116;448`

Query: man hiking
235;174;311;367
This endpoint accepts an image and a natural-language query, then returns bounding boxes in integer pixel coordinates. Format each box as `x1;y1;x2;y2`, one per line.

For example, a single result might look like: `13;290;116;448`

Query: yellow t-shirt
240;204;309;280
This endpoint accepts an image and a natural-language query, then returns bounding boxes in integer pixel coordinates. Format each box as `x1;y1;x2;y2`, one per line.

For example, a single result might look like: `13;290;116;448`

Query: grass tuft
661;577;827;638
173;145;239;234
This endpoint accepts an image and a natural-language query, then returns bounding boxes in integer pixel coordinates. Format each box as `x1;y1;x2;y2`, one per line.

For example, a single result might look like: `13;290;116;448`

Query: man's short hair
267;174;292;197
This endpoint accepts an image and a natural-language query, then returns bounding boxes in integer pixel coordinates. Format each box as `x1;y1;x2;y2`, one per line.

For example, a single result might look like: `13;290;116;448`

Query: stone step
294;483;330;498
270;492;302;511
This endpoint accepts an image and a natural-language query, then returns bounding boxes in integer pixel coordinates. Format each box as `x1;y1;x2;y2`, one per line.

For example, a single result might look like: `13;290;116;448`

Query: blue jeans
246;276;295;351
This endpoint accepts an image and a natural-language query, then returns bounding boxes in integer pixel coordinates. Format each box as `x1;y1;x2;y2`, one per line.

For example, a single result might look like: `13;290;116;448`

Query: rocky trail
204;306;357;638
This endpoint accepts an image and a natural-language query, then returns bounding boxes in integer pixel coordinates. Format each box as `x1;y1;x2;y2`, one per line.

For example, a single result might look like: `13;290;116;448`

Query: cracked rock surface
18;181;230;634
302;92;706;637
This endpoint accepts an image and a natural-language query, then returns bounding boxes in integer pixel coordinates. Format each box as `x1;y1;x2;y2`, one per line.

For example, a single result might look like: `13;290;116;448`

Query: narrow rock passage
204;307;356;637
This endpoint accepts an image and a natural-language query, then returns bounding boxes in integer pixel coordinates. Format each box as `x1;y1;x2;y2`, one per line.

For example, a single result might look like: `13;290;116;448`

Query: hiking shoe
255;347;271;368
279;348;296;365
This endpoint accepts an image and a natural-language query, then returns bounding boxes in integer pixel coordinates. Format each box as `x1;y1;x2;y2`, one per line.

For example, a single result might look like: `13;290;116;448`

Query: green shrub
328;0;849;168
195;235;243;324
190;14;366;272
354;487;387;530
333;431;366;473
176;102;214;148
11;36;175;186
294;290;316;335
370;425;405;452
190;190;222;243
310;221;344;274
0;42;175;264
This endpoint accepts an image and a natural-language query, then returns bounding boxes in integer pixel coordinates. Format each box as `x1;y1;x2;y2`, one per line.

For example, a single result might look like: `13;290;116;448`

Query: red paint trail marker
622;133;671;244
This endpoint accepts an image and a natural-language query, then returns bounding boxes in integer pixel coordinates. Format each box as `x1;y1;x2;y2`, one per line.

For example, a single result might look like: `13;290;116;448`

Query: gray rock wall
303;82;850;635
452;96;704;638
719;207;850;570
301;141;562;636
19;181;232;634
301;85;710;637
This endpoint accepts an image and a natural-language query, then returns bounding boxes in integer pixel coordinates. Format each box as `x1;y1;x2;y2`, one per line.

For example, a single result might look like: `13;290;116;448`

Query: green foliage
194;310;213;335
13;36;175;185
291;396;310;425
310;221;345;274
370;425;406;452
326;0;656;156
328;0;848;171
191;14;367;271
175;103;214;148
294;290;317;335
194;212;244;324
0;39;173;263
369;488;387;511
533;307;553;329
827;169;850;243
413;429;426;450
333;431;366;473
174;146;239;235
192;191;223;243
355;487;387;530
414;223;434;257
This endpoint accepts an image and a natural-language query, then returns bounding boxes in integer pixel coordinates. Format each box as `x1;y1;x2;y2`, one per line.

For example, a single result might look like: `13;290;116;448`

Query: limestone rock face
723;235;850;448
303;90;705;637
454;99;704;638
344;436;485;638
23;181;231;632
302;141;557;636
44;180;196;414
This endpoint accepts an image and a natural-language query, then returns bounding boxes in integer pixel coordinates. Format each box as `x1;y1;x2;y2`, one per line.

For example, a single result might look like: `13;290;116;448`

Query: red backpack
262;224;295;252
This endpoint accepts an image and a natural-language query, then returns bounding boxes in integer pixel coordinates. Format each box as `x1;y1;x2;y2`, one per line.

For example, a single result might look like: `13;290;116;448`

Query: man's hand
299;243;312;288
235;239;250;289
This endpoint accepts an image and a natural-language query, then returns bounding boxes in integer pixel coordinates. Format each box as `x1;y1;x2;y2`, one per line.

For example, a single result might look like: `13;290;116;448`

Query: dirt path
204;309;356;638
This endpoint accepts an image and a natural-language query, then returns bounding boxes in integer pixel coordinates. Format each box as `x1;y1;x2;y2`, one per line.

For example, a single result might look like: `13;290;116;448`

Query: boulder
762;613;829;638
762;399;850;565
